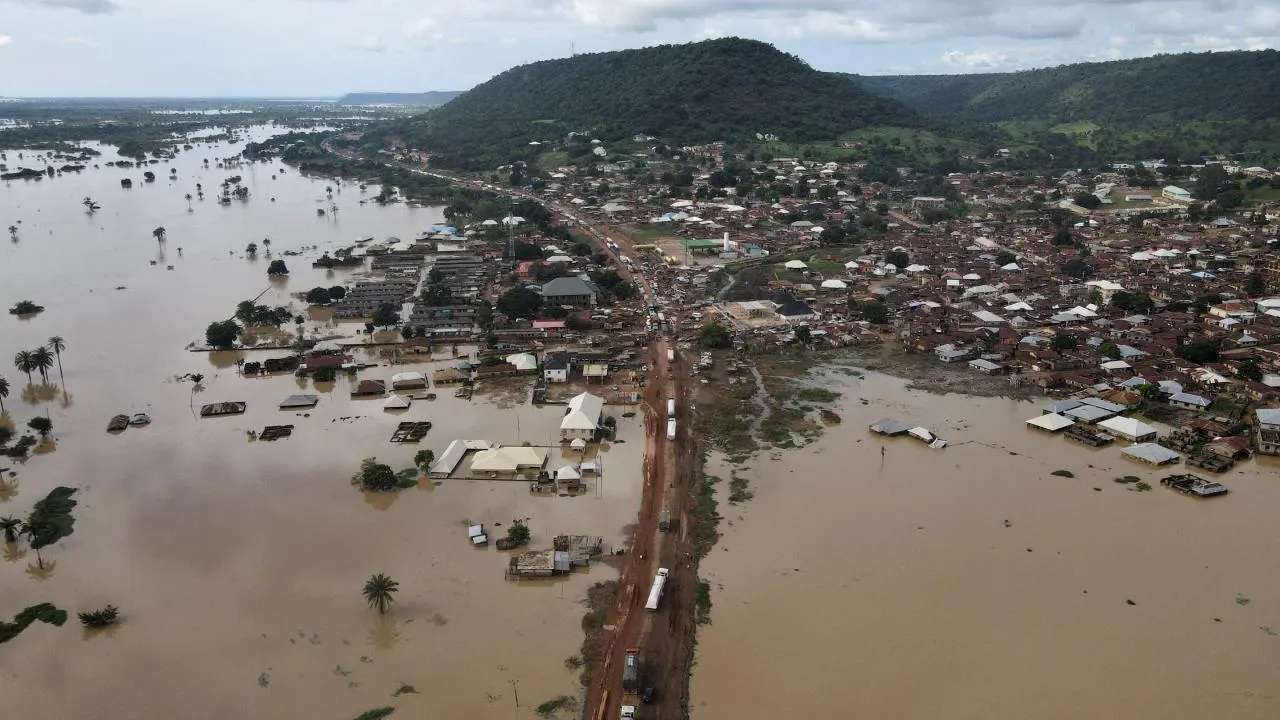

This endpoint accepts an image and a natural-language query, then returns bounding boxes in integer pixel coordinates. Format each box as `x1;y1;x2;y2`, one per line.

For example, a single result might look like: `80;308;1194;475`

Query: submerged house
560;392;604;441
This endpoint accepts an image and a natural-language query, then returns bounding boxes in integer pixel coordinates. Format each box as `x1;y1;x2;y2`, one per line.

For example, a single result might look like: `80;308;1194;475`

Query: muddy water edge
0;129;645;719
691;361;1280;720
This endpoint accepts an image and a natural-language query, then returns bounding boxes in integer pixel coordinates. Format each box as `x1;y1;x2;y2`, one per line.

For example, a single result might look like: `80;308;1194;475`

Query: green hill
850;50;1280;123
338;91;462;107
387;38;916;169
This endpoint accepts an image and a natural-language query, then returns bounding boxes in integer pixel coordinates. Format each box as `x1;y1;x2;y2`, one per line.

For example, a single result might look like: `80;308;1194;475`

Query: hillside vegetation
383;38;916;169
338;91;461;107
850;51;1280;123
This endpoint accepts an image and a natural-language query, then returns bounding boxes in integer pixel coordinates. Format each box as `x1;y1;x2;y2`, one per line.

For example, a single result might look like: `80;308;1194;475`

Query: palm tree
153;226;167;244
7;225;16;241
0;516;19;543
185;193;193;209
82;197;98;213
362;573;399;615
0;375;8;414
13;351;35;384
46;337;65;385
30;347;53;383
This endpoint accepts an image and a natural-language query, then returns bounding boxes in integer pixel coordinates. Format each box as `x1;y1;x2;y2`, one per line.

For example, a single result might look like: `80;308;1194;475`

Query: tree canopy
497;288;543;319
205;320;243;349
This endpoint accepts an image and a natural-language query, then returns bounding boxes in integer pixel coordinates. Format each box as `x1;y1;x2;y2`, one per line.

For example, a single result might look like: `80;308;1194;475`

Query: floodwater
0;129;644;718
693;370;1280;720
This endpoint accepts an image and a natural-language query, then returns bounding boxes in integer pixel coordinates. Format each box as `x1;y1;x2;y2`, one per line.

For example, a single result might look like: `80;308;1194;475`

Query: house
543;352;571;383
1097;416;1159;442
1256;408;1280;455
390;372;428;390
560;392;604;441
540;276;600;307
470;446;548;476
1169;392;1211;411
1162;185;1193;203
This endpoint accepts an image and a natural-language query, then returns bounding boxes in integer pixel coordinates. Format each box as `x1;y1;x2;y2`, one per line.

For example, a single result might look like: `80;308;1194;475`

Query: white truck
621;706;637;719
666;398;676;419
666;347;675;363
666;419;676;441
645;568;670;611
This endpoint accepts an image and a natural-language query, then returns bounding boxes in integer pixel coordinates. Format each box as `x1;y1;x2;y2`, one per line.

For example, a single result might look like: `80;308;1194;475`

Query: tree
77;605;120;629
152;226;166;244
1098;340;1121;359
246;242;258;256
505;521;531;546
0;516;20;543
1174;338;1221;364
185;193;193;209
1244;272;1267;297
47;337;65;385
698;321;732;349
28;417;52;437
352;457;399;492
24;486;78;568
13;351;35;384
0;375;8;414
1072;192;1102;209
1061;258;1093;279
995;251;1016;266
856;301;889;325
328;285;347;300
30;347;53;383
205;320;243;349
413;450;435;472
884;250;909;268
305;287;332;304
794;325;812;345
1050;333;1079;351
363;573;399;615
496;287;542;319
1052;228;1076;246
8;225;17;241
267;259;289;276
371;303;399;329
1238;358;1263;383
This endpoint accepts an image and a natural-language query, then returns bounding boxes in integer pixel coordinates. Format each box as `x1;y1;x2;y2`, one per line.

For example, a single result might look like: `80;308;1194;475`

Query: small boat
107;414;130;432
130;413;151;426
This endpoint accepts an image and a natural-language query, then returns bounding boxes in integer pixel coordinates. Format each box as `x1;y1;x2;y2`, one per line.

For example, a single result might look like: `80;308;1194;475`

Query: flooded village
4;111;1280;720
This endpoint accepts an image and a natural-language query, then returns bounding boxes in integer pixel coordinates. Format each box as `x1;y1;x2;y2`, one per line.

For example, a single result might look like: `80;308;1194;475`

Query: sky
0;0;1277;97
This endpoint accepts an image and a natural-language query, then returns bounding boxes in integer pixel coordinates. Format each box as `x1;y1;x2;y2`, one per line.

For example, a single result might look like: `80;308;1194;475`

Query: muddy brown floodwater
693;369;1280;720
0;128;644;719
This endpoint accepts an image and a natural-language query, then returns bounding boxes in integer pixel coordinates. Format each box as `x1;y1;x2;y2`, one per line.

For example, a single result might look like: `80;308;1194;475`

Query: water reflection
3;543;26;563
20;383;58;404
362;490;399;512
0;477;17;502
366;615;402;650
82;624;121;641
207;351;243;370
25;558;56;581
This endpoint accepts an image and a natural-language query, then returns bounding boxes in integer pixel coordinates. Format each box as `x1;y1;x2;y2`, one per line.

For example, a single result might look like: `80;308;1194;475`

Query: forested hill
850;50;1280;123
384;38;917;169
338;91;461;106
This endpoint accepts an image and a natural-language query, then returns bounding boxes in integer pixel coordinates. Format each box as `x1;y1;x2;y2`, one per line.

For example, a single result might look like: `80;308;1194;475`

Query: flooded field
0;130;644;718
693;370;1280;720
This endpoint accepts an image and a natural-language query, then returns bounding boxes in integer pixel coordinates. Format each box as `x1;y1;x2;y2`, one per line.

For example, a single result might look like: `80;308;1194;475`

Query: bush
77;605;120;629
27;417;52;437
351;458;400;492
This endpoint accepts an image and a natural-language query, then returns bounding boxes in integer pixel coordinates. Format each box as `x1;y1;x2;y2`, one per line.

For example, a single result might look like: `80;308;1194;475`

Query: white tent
383;394;411;410
784;260;808;270
820;279;848;290
905;264;931;273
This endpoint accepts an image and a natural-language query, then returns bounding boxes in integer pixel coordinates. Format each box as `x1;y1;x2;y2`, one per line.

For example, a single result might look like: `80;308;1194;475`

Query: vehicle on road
642;686;657;704
621;705;637;719
645;568;669;611
622;648;640;691
666;419;676;441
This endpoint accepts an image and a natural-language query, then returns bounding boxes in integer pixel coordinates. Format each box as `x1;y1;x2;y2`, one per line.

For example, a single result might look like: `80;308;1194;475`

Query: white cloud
0;0;119;13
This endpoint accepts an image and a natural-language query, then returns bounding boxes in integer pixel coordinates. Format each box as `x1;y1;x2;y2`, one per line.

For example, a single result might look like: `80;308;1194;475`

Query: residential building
544;353;571;383
560;392;604;441
1256;408;1280;456
1162;185;1193;203
540;276;600;307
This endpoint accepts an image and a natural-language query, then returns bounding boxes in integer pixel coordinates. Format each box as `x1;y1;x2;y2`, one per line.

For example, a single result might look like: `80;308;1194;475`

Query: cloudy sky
0;0;1276;97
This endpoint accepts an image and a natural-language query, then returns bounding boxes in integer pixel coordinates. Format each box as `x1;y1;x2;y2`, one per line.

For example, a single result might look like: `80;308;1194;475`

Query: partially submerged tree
77;605;120;629
205;320;243;349
413;450;435;472
352;458;399;492
24;486;78;569
27;417;52;437
362;573;399;615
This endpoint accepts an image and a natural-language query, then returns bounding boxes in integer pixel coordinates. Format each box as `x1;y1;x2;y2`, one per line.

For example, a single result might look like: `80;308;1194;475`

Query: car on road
642;686;656;704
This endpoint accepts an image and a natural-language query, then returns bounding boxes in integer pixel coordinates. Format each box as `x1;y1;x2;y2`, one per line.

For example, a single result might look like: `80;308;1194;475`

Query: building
1168;392;1211;411
470;446;548;477
1162;185;1193;203
911;196;947;210
544;352;571;383
1097;416;1159;442
1256;408;1280;456
540;276;600;307
560;392;604;441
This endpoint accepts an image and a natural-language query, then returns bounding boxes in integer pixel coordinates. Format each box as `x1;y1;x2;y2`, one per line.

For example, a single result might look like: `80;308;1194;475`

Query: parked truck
622;648;640;691
645;568;670;611
666;347;675;363
666;398;676;419
666;419;676;441
621;706;637;719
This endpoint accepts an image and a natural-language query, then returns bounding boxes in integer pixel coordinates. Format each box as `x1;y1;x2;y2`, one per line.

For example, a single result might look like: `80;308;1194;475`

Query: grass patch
395;468;420;489
1133;482;1152;492
692;475;722;559
795;387;840;403
351;709;395;720
1050;470;1075;478
535;696;576;717
391;685;418;697
694;580;713;625
1114;476;1142;484
728;475;753;504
